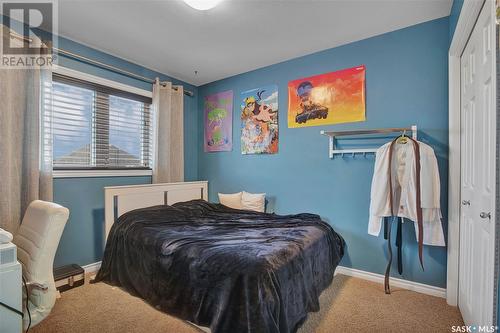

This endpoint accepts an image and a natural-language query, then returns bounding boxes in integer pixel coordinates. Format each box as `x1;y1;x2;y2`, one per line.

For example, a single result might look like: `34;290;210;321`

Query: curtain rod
9;31;194;97
55;48;195;97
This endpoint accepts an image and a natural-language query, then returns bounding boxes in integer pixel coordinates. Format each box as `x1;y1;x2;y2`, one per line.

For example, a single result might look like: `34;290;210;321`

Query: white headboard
104;181;208;243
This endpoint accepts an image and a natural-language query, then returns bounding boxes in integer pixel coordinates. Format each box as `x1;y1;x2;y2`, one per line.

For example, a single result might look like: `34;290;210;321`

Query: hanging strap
385;137;424;294
383;217;389;240
384;217;393;294
396;217;403;275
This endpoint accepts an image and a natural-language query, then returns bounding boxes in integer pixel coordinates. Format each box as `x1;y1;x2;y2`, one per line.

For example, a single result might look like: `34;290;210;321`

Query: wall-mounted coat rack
320;125;417;158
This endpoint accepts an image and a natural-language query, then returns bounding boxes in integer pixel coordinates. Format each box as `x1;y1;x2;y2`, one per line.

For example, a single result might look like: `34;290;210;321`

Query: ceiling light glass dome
183;0;222;10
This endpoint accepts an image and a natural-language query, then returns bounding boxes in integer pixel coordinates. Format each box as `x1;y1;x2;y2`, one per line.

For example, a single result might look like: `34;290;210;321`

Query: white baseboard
335;265;446;299
82;261;101;274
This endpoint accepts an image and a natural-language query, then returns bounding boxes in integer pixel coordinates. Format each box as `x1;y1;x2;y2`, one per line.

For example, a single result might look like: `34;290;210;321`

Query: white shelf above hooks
320;125;417;158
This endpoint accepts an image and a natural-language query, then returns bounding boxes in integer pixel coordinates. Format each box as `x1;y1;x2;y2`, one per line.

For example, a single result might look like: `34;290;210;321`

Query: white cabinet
0;243;22;333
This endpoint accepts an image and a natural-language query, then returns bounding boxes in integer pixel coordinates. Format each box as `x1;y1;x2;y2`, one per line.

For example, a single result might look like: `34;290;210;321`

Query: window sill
53;169;153;178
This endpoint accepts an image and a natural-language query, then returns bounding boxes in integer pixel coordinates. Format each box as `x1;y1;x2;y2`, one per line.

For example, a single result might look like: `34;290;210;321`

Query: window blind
52;74;153;170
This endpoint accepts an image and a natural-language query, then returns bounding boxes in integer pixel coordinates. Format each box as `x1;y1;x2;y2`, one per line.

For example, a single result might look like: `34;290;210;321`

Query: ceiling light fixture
183;0;222;10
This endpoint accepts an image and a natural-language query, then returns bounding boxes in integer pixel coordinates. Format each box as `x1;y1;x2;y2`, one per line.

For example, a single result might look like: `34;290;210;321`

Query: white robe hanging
368;140;445;246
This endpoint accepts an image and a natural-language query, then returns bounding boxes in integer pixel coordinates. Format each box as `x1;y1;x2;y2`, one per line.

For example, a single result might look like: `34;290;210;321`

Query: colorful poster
204;90;233;152
240;85;278;154
288;65;366;128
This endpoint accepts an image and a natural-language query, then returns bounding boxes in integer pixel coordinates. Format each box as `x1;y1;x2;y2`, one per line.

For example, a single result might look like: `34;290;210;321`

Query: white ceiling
58;0;453;86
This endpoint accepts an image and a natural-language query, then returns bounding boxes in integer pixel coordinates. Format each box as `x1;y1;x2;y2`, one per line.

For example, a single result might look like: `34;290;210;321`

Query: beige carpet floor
31;274;463;333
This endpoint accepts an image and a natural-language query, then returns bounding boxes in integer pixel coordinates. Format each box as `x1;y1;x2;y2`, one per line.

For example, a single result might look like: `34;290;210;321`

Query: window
52;74;153;170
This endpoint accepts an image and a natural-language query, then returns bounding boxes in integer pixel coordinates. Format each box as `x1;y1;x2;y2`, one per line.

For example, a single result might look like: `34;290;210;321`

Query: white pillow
241;191;266;212
218;192;243;209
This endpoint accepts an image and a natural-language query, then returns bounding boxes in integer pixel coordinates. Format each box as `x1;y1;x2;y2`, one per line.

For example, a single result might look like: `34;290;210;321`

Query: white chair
13;200;69;328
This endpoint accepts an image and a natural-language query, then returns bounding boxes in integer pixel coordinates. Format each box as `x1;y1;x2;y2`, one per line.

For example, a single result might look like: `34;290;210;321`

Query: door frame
448;1;498;324
448;0;483;306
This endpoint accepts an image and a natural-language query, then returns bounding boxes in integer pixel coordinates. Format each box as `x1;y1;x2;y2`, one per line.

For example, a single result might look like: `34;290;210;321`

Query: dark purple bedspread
94;200;344;333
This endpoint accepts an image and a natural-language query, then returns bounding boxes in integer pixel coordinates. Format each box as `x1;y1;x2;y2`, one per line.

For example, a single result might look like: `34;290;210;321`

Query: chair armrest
25;281;48;293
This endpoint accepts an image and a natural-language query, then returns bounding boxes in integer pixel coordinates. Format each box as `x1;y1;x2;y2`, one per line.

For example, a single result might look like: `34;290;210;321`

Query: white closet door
459;0;496;326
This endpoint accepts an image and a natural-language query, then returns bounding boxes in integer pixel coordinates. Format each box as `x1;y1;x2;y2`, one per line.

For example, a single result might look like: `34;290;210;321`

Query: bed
94;182;345;333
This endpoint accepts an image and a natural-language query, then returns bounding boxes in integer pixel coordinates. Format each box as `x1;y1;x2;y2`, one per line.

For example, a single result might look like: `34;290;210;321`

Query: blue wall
53;176;151;267
50;35;199;267
197;17;450;288
449;0;464;42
